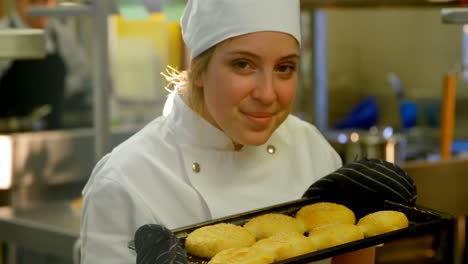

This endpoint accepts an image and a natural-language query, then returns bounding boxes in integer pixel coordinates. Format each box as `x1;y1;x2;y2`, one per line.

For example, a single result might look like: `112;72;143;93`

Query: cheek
206;71;252;105
277;80;297;108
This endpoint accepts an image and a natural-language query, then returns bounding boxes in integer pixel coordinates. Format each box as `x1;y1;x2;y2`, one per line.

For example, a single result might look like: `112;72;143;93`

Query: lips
245;112;273;118
242;111;274;126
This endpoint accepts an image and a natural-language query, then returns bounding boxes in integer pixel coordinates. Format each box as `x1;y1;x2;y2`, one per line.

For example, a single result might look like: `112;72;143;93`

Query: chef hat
180;0;301;60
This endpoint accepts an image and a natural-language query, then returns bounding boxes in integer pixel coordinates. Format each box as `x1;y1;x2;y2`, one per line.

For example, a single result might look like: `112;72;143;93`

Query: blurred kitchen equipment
334;96;378;130
108;12;181;127
325;127;407;164
388;72;418;131
388;72;405;101
399;101;418;130
26;1;115;160
116;0;150;20
442;7;468;24
452;140;468;156
1;126;138;207
0;105;51;133
162;0;185;22
422;97;441;128
440;71;457;160
440;8;468;160
0;29;46;60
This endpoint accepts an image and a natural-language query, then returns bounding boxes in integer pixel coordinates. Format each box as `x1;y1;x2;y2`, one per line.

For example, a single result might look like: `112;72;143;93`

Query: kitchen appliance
325;127;407;165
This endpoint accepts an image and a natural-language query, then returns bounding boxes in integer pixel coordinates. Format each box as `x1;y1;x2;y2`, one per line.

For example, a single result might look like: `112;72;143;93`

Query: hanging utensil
388;72;405;102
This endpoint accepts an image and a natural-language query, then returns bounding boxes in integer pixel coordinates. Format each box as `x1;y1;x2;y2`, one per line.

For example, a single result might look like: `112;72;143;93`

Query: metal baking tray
130;196;454;263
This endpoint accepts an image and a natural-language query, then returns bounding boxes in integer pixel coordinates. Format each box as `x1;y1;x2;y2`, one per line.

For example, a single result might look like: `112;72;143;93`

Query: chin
238;131;273;146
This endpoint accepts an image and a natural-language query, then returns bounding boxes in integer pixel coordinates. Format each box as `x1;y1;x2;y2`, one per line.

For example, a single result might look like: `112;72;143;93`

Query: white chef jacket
80;94;342;264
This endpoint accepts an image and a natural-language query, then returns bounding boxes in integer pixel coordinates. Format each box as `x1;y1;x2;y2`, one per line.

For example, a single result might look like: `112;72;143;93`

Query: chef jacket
80;94;342;264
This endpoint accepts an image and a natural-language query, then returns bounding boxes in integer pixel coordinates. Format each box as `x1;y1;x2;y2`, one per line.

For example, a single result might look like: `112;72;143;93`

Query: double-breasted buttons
267;145;276;155
192;162;201;173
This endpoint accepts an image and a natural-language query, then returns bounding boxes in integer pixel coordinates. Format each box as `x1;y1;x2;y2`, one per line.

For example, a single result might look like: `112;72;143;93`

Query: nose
251;70;276;104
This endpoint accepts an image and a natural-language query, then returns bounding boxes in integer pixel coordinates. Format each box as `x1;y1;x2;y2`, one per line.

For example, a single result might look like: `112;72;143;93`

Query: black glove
134;224;188;264
303;158;417;211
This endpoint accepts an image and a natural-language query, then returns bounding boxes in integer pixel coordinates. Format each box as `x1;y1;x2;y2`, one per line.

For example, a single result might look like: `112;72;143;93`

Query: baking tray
129;196;454;263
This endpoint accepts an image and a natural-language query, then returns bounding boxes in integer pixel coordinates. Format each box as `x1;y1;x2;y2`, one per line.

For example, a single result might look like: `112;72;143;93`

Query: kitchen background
0;0;467;264
2;1;467;149
3;1;466;134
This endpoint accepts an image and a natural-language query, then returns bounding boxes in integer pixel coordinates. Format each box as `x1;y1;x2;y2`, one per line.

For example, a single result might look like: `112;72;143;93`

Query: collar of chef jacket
168;94;236;150
165;94;309;219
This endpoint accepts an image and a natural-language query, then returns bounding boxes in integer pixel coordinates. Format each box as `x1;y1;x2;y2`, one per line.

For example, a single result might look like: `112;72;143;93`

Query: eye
231;59;255;74
277;65;294;72
233;60;250;69
276;63;297;78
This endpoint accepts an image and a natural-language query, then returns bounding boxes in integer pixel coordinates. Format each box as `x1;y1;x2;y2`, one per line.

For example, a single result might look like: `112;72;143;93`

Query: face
196;31;299;148
16;0;56;29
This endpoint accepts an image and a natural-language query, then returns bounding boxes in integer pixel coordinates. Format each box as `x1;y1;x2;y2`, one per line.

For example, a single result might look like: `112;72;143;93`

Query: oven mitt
134;224;188;264
303;158;417;210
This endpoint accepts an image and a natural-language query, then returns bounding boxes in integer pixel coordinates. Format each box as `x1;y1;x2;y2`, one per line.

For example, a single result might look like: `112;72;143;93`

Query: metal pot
325;127;407;165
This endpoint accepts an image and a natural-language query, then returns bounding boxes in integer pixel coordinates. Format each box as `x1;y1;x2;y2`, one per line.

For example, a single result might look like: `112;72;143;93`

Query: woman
80;0;375;263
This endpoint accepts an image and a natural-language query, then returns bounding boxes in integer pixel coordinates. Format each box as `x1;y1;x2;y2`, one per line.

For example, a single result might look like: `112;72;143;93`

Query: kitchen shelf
28;1;112;161
28;5;92;17
441;8;468;23
301;0;457;9
0;29;45;59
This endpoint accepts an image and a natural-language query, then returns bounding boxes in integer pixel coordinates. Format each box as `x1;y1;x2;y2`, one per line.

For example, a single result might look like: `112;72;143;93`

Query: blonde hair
162;47;216;114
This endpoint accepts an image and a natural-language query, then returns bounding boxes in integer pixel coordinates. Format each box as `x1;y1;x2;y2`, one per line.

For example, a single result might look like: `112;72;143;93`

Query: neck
182;93;244;151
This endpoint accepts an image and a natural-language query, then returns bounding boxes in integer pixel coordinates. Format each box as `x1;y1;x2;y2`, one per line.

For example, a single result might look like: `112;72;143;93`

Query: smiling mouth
242;112;274;126
246;112;273;118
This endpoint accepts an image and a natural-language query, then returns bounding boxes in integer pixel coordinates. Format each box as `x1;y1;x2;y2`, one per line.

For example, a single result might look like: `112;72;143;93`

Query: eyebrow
225;50;300;61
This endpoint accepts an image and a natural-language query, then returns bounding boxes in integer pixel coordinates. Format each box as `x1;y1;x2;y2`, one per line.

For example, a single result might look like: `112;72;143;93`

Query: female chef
80;0;375;263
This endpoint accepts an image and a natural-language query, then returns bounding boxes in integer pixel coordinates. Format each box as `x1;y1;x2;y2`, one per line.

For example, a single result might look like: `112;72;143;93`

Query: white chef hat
180;0;301;60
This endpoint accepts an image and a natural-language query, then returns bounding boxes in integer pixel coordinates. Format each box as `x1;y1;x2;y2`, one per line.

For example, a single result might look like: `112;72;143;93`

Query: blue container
400;100;418;130
335;96;378;130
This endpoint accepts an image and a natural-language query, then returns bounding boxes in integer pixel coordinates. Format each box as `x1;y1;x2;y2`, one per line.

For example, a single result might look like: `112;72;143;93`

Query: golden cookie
357;210;409;237
185;223;256;258
308;223;364;250
243;213;306;240
296;202;356;231
252;232;317;261
208;247;274;264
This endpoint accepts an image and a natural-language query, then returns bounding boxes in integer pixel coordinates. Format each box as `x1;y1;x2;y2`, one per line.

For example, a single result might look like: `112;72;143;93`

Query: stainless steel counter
0;200;79;261
2;127;137;206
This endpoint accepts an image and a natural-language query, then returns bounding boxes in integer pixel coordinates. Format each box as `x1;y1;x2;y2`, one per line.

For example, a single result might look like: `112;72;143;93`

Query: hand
134;224;188;264
303;158;417;209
